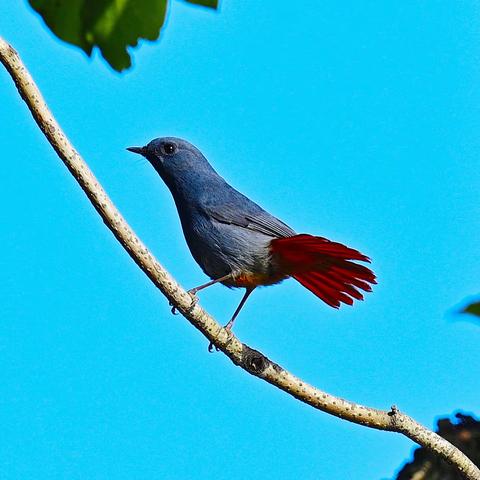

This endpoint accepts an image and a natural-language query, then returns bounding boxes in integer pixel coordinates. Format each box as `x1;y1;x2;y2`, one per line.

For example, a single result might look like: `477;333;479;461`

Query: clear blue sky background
1;1;480;479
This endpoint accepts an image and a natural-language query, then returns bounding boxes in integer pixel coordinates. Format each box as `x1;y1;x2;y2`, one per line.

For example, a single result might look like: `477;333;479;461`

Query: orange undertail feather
270;234;376;308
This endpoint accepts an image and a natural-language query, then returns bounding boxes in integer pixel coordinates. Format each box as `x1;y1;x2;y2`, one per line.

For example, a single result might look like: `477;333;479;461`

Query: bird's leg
208;287;255;352
187;273;234;296
224;287;255;330
170;273;234;315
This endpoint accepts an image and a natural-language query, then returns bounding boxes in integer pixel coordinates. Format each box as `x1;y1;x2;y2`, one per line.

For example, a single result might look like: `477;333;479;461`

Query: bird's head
127;137;213;180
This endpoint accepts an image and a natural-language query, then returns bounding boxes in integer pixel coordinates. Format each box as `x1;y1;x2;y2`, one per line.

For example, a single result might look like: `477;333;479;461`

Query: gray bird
128;137;375;343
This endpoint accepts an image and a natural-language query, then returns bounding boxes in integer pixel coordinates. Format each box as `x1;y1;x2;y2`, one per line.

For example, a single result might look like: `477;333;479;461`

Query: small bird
128;138;375;344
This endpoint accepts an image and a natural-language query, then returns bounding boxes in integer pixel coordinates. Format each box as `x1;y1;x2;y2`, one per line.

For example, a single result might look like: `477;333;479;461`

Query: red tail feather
270;234;376;308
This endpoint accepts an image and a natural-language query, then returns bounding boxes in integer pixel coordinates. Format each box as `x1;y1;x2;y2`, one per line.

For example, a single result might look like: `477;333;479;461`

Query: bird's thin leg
208;287;255;352
187;273;233;296
170;273;234;315
225;287;255;331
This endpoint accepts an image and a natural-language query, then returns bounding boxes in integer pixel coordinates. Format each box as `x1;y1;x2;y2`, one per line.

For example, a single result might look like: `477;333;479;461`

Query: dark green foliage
28;0;217;71
462;302;480;317
395;413;480;480
186;0;218;7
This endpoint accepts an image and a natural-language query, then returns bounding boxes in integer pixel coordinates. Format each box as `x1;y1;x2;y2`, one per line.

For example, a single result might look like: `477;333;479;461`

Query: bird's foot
186;289;199;313
208;323;233;353
169;290;198;315
208;342;219;353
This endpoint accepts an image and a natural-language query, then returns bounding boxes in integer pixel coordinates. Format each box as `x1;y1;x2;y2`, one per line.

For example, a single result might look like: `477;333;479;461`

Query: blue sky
1;1;480;479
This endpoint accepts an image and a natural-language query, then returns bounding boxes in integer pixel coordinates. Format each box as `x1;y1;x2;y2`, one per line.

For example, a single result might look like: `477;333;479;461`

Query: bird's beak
127;146;146;156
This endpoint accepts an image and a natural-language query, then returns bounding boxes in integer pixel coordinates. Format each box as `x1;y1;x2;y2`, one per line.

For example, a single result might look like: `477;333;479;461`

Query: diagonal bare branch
1;36;479;480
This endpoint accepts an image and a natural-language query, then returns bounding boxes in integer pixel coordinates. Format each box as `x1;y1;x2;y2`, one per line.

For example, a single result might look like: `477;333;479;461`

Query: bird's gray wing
203;203;296;238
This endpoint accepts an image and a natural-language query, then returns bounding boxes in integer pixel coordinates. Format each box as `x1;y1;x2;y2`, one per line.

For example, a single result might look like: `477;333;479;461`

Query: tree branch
1;36;478;480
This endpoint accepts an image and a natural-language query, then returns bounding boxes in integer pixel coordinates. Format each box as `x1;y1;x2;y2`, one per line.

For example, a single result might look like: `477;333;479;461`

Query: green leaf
185;0;218;8
29;0;93;54
29;0;218;71
462;301;480;317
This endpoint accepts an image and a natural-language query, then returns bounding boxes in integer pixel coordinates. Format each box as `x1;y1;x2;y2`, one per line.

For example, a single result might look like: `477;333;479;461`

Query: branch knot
388;404;400;428
241;345;270;375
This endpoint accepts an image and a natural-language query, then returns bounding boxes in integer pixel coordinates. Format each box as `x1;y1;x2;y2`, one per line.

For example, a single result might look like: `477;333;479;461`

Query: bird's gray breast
179;207;273;281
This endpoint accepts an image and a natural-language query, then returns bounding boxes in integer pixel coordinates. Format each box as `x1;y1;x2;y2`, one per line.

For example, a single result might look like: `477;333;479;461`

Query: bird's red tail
270;234;376;308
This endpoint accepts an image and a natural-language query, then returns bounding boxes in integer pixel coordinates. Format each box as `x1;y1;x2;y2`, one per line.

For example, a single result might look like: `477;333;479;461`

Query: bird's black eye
162;142;176;155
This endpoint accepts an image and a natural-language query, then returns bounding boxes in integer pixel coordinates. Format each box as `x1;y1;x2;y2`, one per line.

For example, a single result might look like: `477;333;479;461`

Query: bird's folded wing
204;205;296;238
